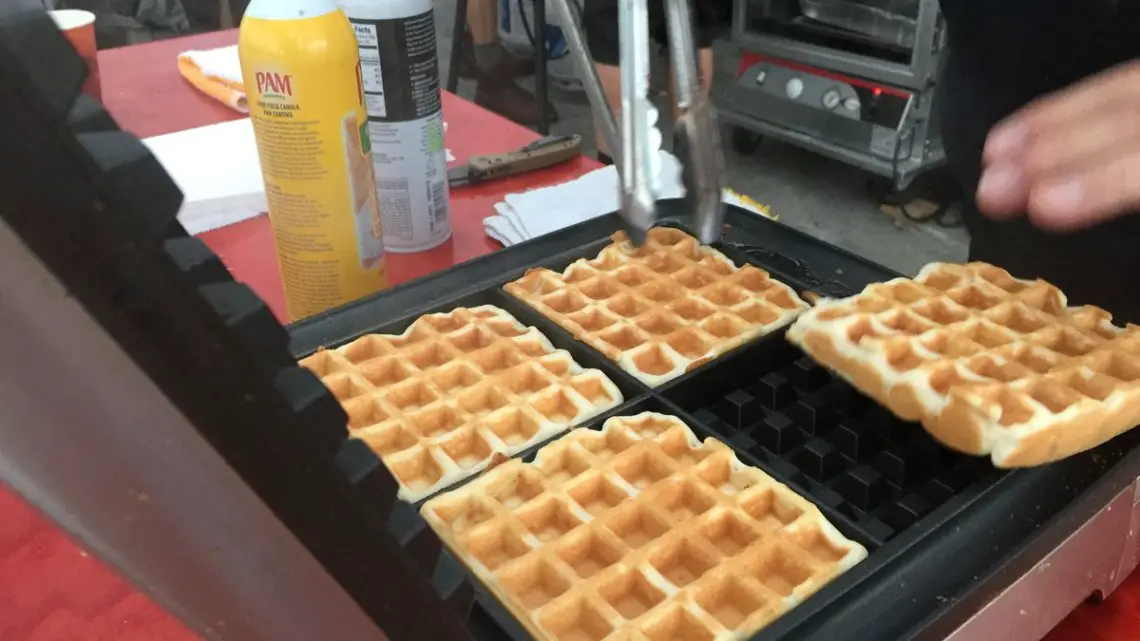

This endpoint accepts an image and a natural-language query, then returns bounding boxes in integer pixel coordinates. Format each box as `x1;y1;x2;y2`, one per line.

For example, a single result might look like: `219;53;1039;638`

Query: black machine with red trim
718;0;946;190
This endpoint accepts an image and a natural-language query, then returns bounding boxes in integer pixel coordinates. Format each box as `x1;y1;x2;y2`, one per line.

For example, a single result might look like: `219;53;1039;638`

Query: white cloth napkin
484;150;775;246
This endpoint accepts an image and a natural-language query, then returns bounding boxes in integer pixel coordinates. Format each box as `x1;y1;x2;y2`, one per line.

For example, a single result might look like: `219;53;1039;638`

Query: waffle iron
2;3;1139;640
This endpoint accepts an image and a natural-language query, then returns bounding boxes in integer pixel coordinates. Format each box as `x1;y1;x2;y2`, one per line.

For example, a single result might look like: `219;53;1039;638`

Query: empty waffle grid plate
422;412;867;641
669;341;998;547
787;262;1140;467
505;228;810;387
299;306;625;502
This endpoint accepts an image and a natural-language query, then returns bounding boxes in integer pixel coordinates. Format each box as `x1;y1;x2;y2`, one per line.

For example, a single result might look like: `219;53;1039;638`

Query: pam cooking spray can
337;0;452;253
238;0;387;321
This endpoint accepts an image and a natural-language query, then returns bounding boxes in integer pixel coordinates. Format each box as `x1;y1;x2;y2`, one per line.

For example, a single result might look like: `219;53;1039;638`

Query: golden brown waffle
422;413;867;640
787;262;1140;467
505;228;810;386
300;306;624;502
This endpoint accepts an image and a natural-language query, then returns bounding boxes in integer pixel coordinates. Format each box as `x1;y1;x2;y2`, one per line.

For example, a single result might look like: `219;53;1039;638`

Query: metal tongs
552;0;727;246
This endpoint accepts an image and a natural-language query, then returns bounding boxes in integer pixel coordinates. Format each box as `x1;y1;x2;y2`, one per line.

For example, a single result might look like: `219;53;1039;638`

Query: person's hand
977;60;1140;230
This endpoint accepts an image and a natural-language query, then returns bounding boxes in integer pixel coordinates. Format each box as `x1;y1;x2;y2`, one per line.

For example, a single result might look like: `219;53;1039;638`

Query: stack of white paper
145;118;456;236
143;118;267;235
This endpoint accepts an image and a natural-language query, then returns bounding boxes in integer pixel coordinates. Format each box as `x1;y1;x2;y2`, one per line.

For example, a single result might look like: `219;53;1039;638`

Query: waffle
505;228;810;386
422;413;867;641
300;306;624;502
787;262;1140;467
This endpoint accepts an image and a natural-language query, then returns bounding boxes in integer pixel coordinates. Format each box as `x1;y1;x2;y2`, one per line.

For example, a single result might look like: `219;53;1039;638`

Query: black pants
582;0;731;66
52;0;192;47
938;48;1140;325
183;0;249;31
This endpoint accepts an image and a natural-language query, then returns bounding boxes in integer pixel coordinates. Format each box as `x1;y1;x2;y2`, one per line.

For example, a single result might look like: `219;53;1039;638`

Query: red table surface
103;29;599;323
2;27;1138;641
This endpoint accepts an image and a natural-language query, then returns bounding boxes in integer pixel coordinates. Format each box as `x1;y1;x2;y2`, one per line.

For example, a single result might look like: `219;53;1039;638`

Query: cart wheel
730;127;763;154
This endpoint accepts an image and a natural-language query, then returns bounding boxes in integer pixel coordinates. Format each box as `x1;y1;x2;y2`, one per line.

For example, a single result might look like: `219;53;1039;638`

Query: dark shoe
456;31;537;80
493;49;537;79
474;75;560;126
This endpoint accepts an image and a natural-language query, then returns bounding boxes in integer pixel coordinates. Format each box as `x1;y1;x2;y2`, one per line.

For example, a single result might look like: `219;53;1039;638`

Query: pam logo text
256;71;294;98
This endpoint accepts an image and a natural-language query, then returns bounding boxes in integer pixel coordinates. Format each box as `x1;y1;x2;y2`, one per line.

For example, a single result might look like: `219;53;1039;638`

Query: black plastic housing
289;208;1140;641
6;3;1140;639
0;4;474;640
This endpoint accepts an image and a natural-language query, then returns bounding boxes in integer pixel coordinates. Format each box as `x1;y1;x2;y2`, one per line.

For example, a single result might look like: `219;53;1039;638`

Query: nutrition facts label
350;11;442;124
348;9;451;253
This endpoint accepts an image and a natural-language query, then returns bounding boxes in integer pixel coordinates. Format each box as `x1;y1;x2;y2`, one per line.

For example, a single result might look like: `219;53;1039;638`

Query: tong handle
549;0;727;245
663;0;700;109
617;0;661;241
664;0;727;244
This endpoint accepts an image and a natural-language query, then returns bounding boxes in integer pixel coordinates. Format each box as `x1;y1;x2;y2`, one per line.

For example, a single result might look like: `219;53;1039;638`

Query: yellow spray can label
240;10;387;321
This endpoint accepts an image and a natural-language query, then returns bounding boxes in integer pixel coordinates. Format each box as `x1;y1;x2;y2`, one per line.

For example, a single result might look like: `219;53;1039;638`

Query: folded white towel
483;150;775;246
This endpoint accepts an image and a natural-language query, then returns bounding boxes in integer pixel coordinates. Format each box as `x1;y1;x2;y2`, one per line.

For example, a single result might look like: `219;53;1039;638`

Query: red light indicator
873;88;882;97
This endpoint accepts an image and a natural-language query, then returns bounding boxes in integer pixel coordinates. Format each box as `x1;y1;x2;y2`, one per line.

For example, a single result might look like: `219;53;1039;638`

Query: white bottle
336;0;452;253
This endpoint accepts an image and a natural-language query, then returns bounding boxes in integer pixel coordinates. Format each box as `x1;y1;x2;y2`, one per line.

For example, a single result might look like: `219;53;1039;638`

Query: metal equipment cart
718;0;946;190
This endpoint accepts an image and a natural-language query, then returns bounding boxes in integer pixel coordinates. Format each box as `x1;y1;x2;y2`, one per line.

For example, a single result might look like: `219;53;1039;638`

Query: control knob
785;78;804;100
822;88;841;109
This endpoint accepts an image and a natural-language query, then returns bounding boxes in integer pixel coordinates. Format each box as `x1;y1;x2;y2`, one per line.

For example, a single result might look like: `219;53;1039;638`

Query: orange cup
49;10;101;101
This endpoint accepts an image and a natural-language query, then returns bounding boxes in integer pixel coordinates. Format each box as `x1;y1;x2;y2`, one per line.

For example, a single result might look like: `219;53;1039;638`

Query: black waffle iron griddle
289;204;1140;641
3;3;1140;641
